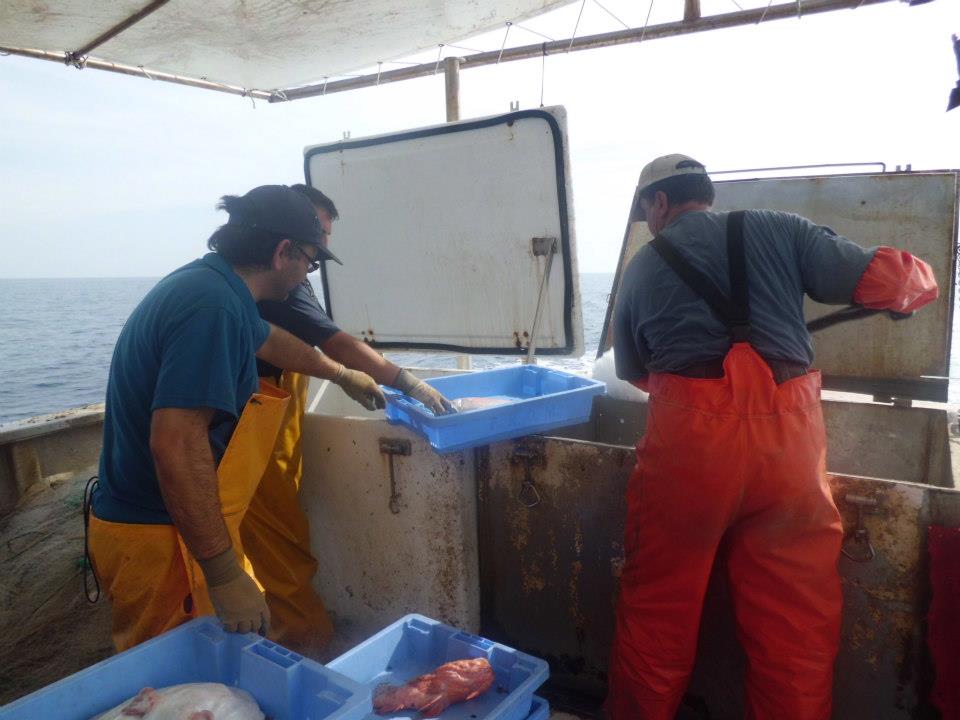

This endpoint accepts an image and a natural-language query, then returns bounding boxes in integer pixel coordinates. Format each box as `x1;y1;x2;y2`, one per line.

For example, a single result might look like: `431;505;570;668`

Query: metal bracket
841;493;878;562
525;237;558;365
379;438;411;514
511;442;546;508
872;394;914;408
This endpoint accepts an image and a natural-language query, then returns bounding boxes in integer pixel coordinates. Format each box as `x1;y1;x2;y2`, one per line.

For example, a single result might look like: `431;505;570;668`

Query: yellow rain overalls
88;380;289;651
240;371;335;656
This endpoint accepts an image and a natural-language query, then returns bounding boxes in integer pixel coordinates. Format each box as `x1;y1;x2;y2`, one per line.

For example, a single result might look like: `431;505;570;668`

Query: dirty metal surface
478;437;635;697
477;433;960;718
600;171;958;395
301;413;480;640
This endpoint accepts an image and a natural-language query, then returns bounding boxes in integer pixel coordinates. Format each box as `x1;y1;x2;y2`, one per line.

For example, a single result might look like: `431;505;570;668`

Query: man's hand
199;549;270;635
392;368;454;415
333;364;386;411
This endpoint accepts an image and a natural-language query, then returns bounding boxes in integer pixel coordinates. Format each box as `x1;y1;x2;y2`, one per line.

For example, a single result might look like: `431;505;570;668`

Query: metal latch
841;493;878;562
379;438;411;514
511;442;546;508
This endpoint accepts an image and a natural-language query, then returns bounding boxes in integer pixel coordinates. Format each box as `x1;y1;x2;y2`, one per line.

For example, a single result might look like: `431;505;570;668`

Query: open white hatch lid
601;169;958;401
304;106;582;357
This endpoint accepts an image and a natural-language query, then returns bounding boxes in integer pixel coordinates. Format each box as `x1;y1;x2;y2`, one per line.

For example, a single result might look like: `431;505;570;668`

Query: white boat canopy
0;0;572;91
0;0;908;100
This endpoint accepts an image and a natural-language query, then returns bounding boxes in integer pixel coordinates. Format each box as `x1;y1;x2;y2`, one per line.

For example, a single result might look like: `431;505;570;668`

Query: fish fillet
373;657;495;718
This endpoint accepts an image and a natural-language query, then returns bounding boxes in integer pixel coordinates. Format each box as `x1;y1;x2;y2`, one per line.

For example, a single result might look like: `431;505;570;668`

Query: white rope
592;0;630;29
640;0;655;43
758;0;774;23
513;24;555;42
497;22;512;63
138;65;155;81
434;44;444;74
729;0;744;10
539;44;547;107
376;61;382;85
569;0;586;51
444;42;484;54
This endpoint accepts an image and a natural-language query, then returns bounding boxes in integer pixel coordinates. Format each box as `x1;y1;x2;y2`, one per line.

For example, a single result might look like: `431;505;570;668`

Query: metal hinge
841;493;879;562
511;441;546;508
379;438;411;514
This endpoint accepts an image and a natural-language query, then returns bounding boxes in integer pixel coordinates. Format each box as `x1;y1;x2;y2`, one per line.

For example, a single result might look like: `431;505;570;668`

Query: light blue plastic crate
0;617;369;720
327;614;549;720
526;695;549;719
383;365;605;453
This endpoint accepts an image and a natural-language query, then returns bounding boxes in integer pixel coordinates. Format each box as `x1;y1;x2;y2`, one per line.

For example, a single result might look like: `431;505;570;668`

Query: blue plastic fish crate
0;617;369;720
526;695;549;719
383;365;605;453
327;614;550;720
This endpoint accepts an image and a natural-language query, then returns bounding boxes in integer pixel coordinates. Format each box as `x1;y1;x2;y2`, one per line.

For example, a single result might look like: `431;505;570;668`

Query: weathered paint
300;399;481;643
477;414;960;717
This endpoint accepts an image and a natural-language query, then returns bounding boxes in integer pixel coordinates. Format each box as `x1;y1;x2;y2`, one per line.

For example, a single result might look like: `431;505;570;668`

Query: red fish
373;658;495;718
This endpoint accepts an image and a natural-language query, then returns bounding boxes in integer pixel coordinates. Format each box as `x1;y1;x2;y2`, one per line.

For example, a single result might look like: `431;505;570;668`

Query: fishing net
0;465;113;704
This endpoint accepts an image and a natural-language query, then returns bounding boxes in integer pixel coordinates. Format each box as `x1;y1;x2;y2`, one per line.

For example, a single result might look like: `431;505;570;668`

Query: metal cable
569;0;587;50
498;22;513;63
592;0;631;29
513;23;555;42
640;0;655;42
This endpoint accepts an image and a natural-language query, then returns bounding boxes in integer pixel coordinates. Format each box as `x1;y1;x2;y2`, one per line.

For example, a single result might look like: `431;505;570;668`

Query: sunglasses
293;243;322;273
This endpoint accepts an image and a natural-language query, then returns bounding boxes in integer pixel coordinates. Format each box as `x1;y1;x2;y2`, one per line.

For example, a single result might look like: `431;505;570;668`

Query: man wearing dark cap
607;155;939;719
239;183;452;658
89;185;385;651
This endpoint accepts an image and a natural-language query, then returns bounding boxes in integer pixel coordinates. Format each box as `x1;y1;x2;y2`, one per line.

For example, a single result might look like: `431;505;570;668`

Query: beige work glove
199;548;270;635
392;368;455;415
332;364;386;411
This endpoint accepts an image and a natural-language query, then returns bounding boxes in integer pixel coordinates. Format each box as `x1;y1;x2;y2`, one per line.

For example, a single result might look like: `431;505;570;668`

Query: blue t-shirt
256;279;341;379
614;209;876;380
94;253;271;524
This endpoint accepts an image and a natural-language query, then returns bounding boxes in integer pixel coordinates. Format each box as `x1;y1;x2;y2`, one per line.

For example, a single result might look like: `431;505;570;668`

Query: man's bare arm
321;331;400;385
256;323;342;379
257;324;386;410
151;407;230;561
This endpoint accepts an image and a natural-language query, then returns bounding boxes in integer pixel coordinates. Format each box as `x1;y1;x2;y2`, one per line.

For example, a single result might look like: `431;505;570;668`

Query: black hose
806;306;913;334
82;476;101;603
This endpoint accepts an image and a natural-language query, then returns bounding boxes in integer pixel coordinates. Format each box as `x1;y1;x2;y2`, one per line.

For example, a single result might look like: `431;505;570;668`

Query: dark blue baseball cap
225;185;342;265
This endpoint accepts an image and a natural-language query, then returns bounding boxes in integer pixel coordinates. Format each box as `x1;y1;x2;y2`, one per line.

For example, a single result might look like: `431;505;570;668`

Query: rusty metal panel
477;435;960;718
600;171;958;390
477;437;634;697
713;172;957;381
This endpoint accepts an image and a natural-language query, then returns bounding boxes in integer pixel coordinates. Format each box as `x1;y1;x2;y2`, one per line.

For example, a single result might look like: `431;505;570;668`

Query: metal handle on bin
380;439;411;514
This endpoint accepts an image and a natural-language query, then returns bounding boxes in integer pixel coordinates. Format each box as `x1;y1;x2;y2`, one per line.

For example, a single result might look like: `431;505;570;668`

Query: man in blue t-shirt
240;183;452;657
89;185;386;651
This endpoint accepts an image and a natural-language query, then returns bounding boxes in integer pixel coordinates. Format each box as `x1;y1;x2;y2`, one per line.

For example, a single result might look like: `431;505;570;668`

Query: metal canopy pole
444;57;461;122
276;0;893;102
65;0;171;66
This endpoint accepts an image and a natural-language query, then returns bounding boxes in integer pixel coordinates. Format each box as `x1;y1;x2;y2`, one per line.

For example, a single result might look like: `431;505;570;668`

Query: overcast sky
0;0;957;278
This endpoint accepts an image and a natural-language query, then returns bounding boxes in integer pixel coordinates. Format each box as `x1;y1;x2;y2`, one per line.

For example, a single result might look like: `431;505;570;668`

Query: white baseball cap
635;154;709;220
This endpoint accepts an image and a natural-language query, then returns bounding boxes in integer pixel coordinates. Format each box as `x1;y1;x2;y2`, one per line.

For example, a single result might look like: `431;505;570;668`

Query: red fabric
853;246;939;313
631;378;650;392
929;526;960;719
606;343;843;720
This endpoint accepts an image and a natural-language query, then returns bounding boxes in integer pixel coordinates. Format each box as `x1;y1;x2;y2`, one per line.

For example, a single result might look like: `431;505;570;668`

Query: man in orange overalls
607;155;939;719
89;185;385;651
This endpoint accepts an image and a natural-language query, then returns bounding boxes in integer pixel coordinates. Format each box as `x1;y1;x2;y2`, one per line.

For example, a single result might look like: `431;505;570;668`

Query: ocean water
0;273;616;425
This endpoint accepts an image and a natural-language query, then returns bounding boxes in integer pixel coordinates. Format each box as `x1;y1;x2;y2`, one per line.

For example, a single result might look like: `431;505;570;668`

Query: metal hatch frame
597;168;959;403
303;108;577;356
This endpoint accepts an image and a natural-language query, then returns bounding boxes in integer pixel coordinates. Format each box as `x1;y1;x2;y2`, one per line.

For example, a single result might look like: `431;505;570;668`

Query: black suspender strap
648;210;751;342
